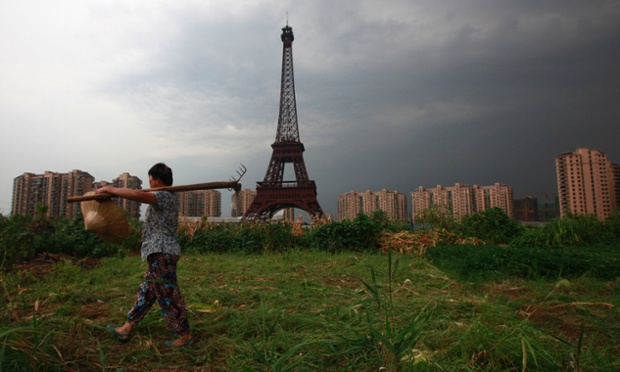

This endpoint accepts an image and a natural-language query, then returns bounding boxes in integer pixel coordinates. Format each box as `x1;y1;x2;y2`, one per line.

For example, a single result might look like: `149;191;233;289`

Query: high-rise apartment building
178;190;222;218
113;173;142;220
612;163;620;211
411;182;514;222
12;170;95;218
474;183;514;218
338;191;360;221
93;176;143;220
231;189;256;217
555;147;617;219
337;189;408;221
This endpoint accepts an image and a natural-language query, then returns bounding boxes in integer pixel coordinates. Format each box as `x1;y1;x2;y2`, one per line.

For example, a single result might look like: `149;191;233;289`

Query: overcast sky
1;0;619;218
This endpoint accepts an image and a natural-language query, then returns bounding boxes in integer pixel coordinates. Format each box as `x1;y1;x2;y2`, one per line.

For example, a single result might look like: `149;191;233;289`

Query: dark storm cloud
4;1;617;217
88;0;620;216
288;1;620;215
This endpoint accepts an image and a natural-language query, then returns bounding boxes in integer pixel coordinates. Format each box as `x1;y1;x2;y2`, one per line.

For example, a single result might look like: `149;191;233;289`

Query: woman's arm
95;186;158;205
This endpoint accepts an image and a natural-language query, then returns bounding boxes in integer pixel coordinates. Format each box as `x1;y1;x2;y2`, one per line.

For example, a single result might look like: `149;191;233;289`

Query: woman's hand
95;186;113;195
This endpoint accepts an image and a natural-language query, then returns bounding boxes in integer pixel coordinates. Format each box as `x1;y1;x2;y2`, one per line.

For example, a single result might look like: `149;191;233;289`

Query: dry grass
380;228;484;256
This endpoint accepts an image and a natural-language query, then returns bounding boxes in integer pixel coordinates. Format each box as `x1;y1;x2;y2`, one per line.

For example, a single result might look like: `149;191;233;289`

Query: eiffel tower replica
243;24;324;220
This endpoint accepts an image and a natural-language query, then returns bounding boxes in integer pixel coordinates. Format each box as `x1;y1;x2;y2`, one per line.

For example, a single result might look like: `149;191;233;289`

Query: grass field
2;250;619;371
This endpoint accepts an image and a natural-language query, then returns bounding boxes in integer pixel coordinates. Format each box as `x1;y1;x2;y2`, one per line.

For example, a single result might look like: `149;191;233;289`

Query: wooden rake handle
67;180;241;203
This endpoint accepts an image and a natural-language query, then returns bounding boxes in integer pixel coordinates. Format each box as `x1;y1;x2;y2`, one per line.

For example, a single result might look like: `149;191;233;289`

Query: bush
307;212;386;252
37;214;122;258
458;208;523;245
1;212;127;268
183;223;237;253
0;214;36;267
511;213;617;248
413;205;456;230
604;210;620;238
182;221;296;254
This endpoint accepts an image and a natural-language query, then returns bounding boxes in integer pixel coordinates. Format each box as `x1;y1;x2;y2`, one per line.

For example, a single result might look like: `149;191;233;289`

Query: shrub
0;214;36;267
604;210;620;238
307;218;358;252
39;214;121;258
182;221;296;254
458;208;523;245
184;223;237;253
511;213;616;248
307;212;386;252
413;204;456;231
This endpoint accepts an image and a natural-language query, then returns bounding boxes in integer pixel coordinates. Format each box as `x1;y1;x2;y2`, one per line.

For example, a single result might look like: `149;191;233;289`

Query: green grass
1;250;619;371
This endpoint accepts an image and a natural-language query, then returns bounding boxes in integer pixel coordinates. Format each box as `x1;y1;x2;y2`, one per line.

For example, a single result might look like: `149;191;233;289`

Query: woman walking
98;163;193;347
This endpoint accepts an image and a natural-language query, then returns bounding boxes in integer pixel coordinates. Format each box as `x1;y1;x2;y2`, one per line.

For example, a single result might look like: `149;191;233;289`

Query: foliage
357;249;430;370
2;205;620;370
307;211;388;252
244;300;313;371
121;219;143;254
413;204;457;230
37;214;123;258
1;213;127;269
512;213;619;248
0;214;36;267
181;221;296;254
458;207;524;244
425;243;620;281
604;210;620;237
7;209;615;286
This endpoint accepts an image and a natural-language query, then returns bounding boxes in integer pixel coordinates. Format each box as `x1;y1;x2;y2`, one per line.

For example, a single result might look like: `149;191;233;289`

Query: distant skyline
2;1;619;218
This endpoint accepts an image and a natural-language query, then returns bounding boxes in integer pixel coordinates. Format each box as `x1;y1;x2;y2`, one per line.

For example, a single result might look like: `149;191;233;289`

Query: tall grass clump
180;220;297;254
357;249;431;371
512;212;620;248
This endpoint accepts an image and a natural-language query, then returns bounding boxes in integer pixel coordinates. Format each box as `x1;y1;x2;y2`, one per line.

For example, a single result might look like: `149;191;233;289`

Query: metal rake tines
228;164;247;192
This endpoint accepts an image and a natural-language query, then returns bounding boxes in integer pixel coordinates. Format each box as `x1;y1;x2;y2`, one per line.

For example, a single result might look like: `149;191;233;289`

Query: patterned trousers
127;253;190;335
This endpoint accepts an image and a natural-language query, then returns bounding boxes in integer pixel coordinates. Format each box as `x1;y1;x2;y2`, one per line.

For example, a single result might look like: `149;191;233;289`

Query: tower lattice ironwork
243;24;324;220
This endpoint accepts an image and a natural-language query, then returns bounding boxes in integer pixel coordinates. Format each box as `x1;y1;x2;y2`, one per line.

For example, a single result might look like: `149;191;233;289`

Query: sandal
107;324;129;343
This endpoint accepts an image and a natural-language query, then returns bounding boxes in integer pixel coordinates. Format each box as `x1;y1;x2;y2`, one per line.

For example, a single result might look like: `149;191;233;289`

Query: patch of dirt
517;302;617;341
80;300;111;319
15;252;100;276
483;282;532;301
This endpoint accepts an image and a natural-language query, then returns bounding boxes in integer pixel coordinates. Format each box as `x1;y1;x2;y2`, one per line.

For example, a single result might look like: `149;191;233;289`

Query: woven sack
80;192;130;243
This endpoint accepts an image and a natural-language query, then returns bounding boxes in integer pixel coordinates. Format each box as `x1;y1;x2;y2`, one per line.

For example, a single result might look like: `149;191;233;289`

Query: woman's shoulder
153;191;176;207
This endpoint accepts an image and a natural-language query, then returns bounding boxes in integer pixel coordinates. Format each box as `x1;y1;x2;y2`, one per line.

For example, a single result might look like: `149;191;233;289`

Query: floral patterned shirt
141;191;181;261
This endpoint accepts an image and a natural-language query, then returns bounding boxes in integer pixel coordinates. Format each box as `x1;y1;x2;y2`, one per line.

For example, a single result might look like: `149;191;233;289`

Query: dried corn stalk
380;228;484;256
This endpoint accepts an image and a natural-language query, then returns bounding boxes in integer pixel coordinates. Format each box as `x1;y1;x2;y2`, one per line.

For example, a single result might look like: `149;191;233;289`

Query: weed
358;249;432;371
244;300;313;371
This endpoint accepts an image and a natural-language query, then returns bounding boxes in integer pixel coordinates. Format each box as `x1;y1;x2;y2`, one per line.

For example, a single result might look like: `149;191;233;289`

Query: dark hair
148;163;173;186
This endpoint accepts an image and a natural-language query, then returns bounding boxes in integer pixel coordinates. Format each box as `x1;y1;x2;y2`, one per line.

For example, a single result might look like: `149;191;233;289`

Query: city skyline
8;144;619;220
1;1;619;218
9;166;557;222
